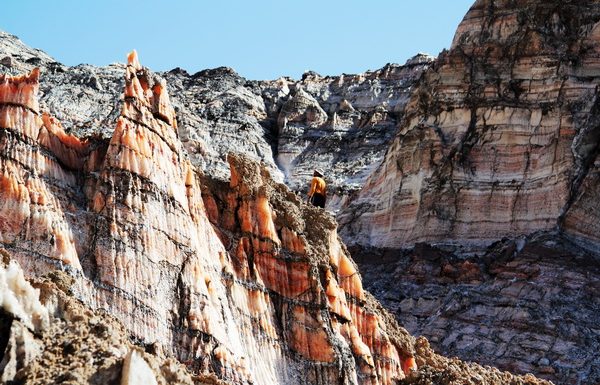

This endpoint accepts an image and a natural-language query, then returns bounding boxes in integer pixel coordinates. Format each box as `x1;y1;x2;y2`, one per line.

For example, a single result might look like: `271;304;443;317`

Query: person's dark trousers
311;193;326;208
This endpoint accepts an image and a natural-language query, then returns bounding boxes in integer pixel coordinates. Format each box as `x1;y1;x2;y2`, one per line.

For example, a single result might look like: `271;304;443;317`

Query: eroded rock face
161;66;282;183
335;2;600;384
354;233;600;384
338;0;600;250
0;55;551;385
200;153;418;384
0;254;202;385
0;58;390;384
264;55;434;210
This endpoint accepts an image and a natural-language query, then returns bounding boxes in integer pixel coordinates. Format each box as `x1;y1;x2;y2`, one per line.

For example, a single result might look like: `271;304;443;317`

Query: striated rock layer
336;1;600;384
339;0;600;250
0;53;551;385
0;253;204;385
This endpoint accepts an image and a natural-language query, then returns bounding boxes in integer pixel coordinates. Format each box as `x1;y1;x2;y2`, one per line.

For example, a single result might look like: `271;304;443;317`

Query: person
307;169;327;208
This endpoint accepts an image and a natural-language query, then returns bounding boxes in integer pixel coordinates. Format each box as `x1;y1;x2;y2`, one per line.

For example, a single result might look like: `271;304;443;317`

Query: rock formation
2;0;600;383
339;0;600;250
261;55;433;209
336;1;600;384
0;250;212;385
354;232;600;385
0;30;433;211
0;47;553;385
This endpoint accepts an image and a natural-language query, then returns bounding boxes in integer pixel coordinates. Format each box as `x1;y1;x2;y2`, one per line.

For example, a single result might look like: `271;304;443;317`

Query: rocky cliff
354;232;600;385
2;1;600;383
0;52;552;385
339;0;600;250
337;1;600;384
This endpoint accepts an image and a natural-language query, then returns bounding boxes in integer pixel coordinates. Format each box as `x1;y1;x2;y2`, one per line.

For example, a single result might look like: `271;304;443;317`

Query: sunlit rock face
336;1;600;384
0;68;91;270
0;54;552;385
0;254;200;385
200;153;418;384
339;0;600;250
163;58;435;211
161;66;283;184
1;54;408;385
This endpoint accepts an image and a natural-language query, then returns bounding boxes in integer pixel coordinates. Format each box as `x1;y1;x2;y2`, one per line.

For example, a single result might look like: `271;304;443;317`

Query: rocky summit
0;0;599;384
0;29;433;211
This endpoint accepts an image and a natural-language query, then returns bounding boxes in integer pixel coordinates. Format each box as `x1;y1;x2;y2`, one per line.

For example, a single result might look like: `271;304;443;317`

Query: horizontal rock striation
336;1;600;384
339;0;600;250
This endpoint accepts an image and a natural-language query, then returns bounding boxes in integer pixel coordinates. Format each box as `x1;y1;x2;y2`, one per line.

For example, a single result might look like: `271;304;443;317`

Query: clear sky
3;1;474;80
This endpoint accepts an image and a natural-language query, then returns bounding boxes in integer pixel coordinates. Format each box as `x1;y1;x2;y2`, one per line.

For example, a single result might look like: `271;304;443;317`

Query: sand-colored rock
0;320;42;382
121;350;159;385
339;0;600;251
0;255;200;385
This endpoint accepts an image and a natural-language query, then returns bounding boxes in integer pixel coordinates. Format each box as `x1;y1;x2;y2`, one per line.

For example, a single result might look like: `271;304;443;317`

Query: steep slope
0;52;551;385
337;1;600;384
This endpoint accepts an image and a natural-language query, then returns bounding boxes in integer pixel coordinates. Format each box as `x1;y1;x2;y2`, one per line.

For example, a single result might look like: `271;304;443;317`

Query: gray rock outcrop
0;30;432;210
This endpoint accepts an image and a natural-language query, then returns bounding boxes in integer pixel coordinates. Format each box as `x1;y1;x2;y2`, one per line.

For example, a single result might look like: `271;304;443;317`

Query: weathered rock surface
0;30;432;210
3;1;600;383
0;31;125;141
262;55;434;209
0;52;551;385
339;0;600;250
0;252;208;385
353;232;600;385
335;1;600;385
161;66;282;182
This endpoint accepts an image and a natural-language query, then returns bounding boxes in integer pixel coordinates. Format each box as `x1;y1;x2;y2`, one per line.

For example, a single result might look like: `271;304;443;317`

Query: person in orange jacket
307;169;327;208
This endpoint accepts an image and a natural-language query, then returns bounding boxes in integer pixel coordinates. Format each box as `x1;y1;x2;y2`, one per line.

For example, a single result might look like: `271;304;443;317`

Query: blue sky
3;1;474;80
